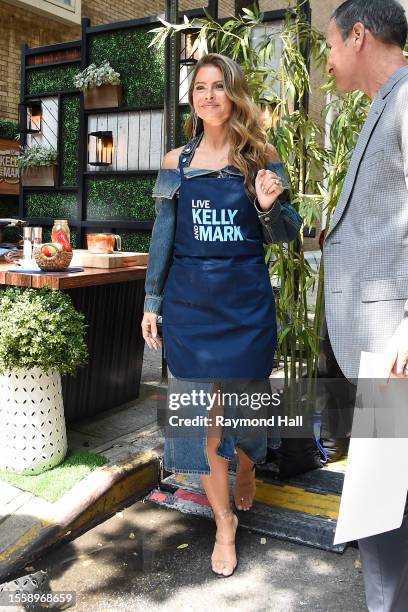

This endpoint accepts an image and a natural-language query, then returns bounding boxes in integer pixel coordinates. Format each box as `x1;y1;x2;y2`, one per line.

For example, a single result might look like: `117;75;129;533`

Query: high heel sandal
211;509;239;578
233;463;256;512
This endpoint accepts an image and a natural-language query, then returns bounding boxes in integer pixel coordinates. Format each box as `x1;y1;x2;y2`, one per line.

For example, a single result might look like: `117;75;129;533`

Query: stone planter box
21;165;57;187
83;84;123;110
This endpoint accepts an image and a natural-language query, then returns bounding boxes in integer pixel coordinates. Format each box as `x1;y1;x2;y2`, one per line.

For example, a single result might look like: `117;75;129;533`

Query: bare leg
200;386;238;576
233;447;256;511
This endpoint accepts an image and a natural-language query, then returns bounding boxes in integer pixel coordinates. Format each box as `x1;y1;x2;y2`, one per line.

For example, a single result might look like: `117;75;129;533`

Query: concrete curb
0;450;161;583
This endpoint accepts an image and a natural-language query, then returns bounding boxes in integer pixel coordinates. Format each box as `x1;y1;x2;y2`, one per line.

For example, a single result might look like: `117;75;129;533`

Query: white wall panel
86;109;164;172
127;112;140;170
27;97;58;152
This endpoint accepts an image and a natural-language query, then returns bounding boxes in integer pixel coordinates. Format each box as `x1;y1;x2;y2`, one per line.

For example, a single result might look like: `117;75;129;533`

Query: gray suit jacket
324;65;408;381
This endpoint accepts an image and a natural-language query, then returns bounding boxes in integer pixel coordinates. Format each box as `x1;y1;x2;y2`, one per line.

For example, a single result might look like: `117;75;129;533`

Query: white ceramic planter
0;368;67;474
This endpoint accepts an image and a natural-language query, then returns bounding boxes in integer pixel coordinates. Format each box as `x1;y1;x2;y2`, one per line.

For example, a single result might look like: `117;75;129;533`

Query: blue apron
162;153;277;380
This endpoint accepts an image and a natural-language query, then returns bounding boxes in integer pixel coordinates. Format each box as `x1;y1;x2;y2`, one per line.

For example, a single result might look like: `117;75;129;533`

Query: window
251;21;284;99
47;0;76;12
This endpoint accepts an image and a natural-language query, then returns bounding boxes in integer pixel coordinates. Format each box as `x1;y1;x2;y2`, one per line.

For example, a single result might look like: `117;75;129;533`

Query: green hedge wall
61;95;80;186
89;29;164;107
26;192;77;219
0;119;19;139
120;231;151;253
26;64;79;96
86;176;155;221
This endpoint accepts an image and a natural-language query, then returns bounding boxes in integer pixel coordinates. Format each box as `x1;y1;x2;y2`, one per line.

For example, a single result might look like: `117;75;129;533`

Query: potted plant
0;287;88;474
74;61;122;110
18;144;58;187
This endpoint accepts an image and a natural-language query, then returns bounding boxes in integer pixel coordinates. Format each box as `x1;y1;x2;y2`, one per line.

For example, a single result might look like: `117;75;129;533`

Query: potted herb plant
0;287;88;475
74;61;122;109
18;144;58;187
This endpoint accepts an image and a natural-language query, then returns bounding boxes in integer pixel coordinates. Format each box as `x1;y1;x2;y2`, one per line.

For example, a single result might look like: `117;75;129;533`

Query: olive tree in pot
18;144;58;187
0;287;88;474
74;61;122;109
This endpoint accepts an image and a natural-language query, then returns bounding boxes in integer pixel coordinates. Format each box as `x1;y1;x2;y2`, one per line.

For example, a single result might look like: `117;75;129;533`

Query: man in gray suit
325;1;408;610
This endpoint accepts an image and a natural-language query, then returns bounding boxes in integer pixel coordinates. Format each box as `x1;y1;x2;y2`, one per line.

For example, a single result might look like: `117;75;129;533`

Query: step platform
146;460;347;554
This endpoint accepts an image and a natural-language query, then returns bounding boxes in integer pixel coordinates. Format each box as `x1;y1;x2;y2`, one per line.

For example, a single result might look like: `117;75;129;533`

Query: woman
142;53;301;577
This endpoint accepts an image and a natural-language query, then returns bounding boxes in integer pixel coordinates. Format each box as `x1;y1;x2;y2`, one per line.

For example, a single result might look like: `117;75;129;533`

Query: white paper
334;351;408;544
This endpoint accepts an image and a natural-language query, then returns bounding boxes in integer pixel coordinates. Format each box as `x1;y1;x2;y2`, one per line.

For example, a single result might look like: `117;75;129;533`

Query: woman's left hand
255;169;285;211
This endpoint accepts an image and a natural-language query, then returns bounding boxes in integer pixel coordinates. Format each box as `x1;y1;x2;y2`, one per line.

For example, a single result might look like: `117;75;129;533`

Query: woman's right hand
141;312;162;350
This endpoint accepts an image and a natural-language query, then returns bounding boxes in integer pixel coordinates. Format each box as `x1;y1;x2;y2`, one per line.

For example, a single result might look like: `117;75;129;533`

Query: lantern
259;102;277;130
19;100;42;134
181;32;199;65
88;131;113;166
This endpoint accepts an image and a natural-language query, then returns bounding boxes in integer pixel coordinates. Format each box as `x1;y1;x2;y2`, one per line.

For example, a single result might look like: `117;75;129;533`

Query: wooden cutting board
71;250;148;269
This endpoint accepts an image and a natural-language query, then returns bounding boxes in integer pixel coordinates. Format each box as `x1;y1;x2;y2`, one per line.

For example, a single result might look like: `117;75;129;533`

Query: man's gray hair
332;0;407;49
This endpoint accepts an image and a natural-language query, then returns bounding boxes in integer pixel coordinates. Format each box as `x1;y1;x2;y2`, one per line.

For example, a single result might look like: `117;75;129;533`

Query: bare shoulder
265;143;281;163
161;146;184;169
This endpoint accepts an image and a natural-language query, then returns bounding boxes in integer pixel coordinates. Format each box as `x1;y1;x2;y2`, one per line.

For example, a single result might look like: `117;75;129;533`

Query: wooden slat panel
162;111;165;158
85;108;165;172
116;113;129;171
27;97;58;151
149;110;163;170
138;110;151;170
179;64;191;104
96;114;108;132
42;98;58;151
107;113;118;171
127;112;140;170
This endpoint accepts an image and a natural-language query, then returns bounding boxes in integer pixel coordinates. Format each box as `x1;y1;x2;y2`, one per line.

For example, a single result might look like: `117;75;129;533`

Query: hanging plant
73;61;121;90
18;144;57;170
18;144;58;187
74;61;122;110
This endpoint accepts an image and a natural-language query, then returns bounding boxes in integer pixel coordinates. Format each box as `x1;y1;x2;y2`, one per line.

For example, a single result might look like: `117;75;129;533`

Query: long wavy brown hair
184;53;268;198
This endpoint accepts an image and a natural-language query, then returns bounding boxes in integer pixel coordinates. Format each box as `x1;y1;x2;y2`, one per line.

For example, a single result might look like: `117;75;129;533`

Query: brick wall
0;1;77;121
0;0;168;121
82;0;165;24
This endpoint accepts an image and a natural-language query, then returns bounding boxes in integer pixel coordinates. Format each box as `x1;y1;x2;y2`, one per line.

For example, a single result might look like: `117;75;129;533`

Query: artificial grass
0;451;107;503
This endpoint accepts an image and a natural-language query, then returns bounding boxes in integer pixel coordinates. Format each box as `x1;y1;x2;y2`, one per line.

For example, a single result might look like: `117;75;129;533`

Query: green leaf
0;287;88;376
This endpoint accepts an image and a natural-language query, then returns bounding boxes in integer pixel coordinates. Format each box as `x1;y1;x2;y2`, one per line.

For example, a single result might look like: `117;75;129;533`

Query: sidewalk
30;492;366;612
0;347;361;611
0;348;166;583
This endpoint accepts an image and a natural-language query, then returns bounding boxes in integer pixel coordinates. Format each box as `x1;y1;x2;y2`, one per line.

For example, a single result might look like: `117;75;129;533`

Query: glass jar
51;220;71;245
51;219;72;251
32;227;43;248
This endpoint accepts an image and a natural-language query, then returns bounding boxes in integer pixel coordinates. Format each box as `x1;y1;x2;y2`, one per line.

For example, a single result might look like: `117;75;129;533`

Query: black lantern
19;100;42;133
180;32;199;66
88;131;114;166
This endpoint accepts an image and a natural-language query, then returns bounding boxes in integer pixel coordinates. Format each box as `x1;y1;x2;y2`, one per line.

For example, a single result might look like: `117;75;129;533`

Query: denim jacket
144;139;302;314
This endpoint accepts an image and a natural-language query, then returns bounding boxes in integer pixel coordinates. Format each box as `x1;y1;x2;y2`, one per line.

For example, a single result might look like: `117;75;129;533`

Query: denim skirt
163;369;271;475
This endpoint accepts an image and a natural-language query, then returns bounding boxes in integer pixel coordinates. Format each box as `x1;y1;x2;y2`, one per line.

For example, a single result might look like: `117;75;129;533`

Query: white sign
334;352;408;544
